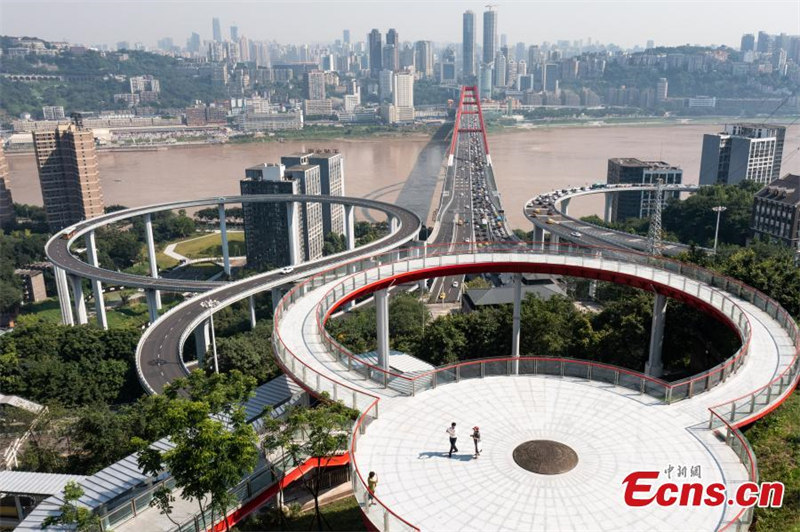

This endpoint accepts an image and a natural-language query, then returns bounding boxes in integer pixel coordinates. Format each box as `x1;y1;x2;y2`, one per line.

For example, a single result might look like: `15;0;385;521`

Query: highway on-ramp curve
56;196;424;394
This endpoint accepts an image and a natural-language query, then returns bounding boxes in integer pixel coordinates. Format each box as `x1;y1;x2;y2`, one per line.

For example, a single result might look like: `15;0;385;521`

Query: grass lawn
174;232;246;259
157;252;180;269
238;496;366;532
747;389;800;531
17;298;62;324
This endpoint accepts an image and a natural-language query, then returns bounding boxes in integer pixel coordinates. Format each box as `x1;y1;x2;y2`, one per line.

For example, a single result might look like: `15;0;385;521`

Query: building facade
607;158;683;221
0;145;13;227
33;122;104;232
368;29;382;77
240;161;323;269
463;10;476;78
751;173;800;253
304;70;326;100
700;124;786;186
483;9;498;64
281;150;345;237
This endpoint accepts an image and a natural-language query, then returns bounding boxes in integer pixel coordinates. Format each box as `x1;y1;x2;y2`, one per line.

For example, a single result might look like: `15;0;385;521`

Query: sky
1;0;799;50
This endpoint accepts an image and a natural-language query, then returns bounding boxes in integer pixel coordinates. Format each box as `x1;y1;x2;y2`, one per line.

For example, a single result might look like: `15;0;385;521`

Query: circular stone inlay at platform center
513;440;579;474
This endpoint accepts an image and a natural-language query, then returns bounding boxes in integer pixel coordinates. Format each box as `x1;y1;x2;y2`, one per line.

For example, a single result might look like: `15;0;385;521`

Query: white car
570;231;583;238
452;281;460;288
281;266;294;274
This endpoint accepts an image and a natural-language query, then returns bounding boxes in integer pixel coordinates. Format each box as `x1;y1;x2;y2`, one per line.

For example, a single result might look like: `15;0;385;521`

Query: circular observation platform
357;377;745;531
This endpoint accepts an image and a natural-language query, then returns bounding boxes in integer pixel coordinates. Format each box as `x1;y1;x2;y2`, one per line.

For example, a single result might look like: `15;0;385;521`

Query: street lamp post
200;299;220;373
712;206;727;254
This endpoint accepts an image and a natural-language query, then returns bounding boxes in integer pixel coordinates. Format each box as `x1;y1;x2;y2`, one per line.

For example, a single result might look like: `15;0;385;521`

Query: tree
415;317;466;365
134;370;259;531
323;232;347;256
273;400;357;531
41;481;99;531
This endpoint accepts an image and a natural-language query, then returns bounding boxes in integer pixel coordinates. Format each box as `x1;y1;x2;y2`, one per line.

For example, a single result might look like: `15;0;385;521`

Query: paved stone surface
357;377;746;531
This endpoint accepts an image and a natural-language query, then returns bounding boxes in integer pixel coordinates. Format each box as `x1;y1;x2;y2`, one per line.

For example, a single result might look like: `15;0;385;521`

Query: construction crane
485;4;499;10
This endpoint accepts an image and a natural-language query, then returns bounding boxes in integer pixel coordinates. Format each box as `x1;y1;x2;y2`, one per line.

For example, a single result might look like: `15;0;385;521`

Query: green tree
42;481;99;531
134;370;259;531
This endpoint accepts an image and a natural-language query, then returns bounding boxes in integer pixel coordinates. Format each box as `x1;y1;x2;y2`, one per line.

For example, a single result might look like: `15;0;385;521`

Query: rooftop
756;173;800;205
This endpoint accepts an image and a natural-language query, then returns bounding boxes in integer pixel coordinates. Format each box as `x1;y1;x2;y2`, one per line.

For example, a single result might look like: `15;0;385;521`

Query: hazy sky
1;1;799;50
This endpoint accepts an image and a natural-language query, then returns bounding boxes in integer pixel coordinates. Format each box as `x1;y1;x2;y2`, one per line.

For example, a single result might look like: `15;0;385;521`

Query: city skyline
2;1;799;50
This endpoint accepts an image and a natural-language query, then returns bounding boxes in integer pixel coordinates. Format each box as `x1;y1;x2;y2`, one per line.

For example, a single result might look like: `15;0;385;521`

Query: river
7;124;800;229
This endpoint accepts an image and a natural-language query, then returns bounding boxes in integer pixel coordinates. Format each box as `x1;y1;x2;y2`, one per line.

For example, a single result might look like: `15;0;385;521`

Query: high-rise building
656;78;668;103
187;32;201;54
741;33;755;52
379;69;394;101
463;10;477;78
230;25;238;41
607;159;683;222
751;173;800;253
368;29;382;77
700;124;786;186
415;41;433;78
542;63;559;92
240;161;323;268
0;145;14;227
483;8;498;64
440;48;457;83
479;63;493;97
493;51;506;88
393;71;414;108
343;30;350;44
385;29;400;71
282;150;345;236
527;45;540;68
757;31;772;53
304;70;326;100
33;121;104;232
212;17;222;42
382;44;398;72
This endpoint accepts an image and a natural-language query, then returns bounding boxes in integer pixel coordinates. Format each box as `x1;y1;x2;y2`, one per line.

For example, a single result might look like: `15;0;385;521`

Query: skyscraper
240;160;323;268
230;25;238;41
379;69;394;101
343;29;350;44
382;44;398;72
187;32;201;54
757;31;772;53
368;29;382;77
741;34;755;52
385;29;400;71
0;145;13;227
462;10;476;78
212;17;222;42
607;159;683;221
440;48;457;83
494;51;506;88
483;8;498;64
656;78;668;103
393;71;414;108
283;150;345;236
700;124;786;186
415;41;433;78
33;122;104;232
304;70;326;100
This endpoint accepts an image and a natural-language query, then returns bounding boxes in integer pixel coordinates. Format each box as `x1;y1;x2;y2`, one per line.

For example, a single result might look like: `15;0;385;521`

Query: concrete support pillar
588;280;598;300
375;289;390;373
345;204;355;251
54;266;74;326
271;287;283;311
144;214;162;310
511;273;522;375
561;198;571;216
533;225;544;251
69;275;88;325
646;293;667;378
389;216;399;234
550;232;560;252
287;202;300;266
194;320;210;367
218;203;231;276
145;289;159;324
248;295;257;330
418;278;427;294
85;232;108;329
604;193;613;223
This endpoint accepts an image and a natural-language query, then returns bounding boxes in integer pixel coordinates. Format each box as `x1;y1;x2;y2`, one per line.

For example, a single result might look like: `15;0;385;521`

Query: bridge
33;86;800;531
525;184;705;257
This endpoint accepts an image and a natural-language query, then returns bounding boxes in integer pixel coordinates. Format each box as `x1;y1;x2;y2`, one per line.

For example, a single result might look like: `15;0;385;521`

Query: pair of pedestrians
446;422;481;458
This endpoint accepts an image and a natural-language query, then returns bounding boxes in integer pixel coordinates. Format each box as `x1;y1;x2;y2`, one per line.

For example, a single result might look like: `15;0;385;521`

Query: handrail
309;241;762;404
273;240;798;531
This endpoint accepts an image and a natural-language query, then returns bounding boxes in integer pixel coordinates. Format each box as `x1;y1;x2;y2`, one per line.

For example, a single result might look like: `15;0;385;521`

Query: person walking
367;471;378;507
471;426;482;458
446;422;458;457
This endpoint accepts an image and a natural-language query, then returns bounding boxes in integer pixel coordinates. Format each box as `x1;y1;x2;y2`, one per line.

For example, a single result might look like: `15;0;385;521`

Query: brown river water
8;124;800;229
